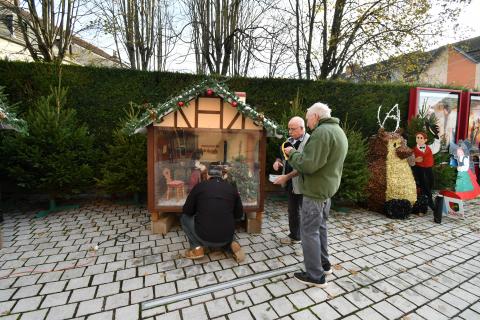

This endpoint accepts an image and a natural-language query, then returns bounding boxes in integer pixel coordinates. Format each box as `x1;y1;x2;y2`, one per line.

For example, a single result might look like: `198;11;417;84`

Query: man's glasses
288;127;300;131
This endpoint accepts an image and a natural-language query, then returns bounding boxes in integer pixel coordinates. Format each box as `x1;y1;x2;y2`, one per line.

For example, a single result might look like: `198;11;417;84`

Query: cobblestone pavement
1;197;480;320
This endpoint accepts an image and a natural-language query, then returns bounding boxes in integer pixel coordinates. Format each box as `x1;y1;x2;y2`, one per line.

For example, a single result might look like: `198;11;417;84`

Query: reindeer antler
377;104;400;132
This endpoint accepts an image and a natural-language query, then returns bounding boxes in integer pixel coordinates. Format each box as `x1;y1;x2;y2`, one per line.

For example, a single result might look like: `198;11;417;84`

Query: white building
0;0;121;67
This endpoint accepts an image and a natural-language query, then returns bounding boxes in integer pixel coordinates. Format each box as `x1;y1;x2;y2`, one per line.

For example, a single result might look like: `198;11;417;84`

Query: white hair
289;116;305;128
307;102;331;119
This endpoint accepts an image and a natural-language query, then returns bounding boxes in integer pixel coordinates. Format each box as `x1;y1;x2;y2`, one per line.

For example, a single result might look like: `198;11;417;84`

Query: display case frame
461;91;480;146
408;87;463;148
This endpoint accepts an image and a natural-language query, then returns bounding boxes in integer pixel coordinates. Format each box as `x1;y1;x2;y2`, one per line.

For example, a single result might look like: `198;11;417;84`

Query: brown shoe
184;246;205;259
230;241;245;263
280;237;301;245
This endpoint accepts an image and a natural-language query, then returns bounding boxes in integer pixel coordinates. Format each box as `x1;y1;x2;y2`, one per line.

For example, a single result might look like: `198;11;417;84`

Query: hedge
4;60;463;197
0;60;415;147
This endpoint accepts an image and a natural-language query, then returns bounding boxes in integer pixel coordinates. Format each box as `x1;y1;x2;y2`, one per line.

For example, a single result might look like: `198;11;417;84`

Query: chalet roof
125;79;284;138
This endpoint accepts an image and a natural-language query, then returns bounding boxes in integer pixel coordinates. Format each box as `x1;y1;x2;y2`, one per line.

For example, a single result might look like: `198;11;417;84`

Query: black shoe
294;272;328;288
323;264;333;275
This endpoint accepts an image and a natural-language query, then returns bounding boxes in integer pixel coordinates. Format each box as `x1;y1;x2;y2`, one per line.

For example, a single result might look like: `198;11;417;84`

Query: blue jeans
300;196;330;281
180;214;231;249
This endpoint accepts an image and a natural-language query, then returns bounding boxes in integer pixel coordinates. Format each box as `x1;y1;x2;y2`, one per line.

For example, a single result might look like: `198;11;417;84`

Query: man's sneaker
184;246;205;260
294;272;328;288
323;264;333;275
280;237;301;245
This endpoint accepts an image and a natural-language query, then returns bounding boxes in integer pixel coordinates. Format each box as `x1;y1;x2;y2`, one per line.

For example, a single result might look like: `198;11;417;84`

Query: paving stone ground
1;196;480;320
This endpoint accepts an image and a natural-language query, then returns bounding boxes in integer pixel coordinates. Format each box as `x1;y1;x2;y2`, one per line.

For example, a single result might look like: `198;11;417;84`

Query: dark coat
183;177;243;243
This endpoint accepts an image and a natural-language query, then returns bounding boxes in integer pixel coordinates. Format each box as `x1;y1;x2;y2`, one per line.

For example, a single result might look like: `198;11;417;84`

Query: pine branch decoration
124;79;285;138
0;86;28;134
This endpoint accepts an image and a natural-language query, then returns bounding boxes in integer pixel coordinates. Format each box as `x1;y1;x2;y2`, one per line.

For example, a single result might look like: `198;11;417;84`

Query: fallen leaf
349;270;359;275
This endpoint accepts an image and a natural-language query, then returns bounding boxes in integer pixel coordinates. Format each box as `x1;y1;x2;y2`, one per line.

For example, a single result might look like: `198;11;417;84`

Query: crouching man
181;164;245;262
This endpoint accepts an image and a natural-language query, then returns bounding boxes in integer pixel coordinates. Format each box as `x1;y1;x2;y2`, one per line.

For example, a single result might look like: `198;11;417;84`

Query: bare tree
185;0;241;75
90;0;177;70
265;27;290;78
231;0;272;77
6;0;81;62
283;0;318;79
281;0;471;80
182;0;277;76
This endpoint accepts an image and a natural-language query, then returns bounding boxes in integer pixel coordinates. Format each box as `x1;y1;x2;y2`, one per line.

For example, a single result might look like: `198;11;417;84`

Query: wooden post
151;212;178;234
246;211;263;234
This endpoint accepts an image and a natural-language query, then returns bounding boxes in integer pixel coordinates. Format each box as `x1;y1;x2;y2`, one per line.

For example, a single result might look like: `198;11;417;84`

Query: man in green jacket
284;102;348;288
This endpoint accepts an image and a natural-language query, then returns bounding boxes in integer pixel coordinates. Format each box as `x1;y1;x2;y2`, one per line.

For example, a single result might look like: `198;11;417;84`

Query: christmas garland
0;101;28;135
124;78;285;138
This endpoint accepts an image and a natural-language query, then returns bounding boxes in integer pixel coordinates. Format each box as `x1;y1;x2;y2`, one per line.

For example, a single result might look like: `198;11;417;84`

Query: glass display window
409;88;462;151
467;94;480;148
153;127;261;209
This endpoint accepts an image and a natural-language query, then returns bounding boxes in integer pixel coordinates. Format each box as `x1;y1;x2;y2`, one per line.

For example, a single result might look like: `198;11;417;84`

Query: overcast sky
80;0;480;75
432;0;480;48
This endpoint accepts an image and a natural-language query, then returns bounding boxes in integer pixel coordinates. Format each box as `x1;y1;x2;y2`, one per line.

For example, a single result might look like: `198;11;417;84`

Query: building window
5;14;14;37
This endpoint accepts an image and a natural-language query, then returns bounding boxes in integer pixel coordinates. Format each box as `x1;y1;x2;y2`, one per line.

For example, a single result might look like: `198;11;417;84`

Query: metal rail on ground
142;264;300;310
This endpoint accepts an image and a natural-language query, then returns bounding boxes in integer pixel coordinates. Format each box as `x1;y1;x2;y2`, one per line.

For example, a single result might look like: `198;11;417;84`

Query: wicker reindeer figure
367;105;417;219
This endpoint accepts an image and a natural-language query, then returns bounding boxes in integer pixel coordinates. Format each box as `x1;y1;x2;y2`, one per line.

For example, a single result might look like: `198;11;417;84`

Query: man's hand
273;175;288;185
284;146;294;155
273;159;283;171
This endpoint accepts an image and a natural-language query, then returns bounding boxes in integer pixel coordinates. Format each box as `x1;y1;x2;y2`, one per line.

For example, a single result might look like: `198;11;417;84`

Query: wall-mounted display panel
466;93;480;148
409;88;462;150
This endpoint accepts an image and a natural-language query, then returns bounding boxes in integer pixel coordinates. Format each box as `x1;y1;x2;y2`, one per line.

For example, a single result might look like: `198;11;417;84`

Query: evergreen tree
1;86;95;205
97;105;147;197
334;119;370;202
433;144;457;191
279;88;305;126
406;115;426;148
268;88;307;174
406;110;438;148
